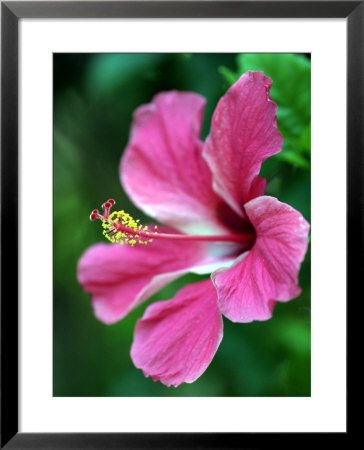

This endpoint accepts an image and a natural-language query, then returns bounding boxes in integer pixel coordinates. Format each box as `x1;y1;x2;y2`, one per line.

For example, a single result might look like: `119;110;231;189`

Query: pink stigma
89;199;116;221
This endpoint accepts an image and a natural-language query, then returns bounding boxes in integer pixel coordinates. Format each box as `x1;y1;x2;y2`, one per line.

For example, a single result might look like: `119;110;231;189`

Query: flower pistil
90;199;255;247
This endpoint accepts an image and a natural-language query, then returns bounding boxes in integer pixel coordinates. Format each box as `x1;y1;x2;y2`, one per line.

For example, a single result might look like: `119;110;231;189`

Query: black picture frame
1;1;357;448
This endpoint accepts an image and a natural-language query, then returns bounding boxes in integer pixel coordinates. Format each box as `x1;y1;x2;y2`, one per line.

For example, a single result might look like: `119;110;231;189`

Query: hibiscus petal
131;279;223;387
203;72;283;216
121;91;229;235
77;228;232;325
212;196;309;322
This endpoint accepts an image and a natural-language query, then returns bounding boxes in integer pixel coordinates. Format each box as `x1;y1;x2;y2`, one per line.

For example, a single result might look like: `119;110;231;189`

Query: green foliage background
54;53;311;397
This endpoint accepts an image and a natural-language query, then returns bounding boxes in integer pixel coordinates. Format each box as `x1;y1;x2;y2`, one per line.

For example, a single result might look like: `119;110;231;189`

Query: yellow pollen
101;210;156;247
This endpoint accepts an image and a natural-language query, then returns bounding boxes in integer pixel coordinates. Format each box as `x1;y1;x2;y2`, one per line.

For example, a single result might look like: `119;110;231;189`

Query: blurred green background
54;53;311;397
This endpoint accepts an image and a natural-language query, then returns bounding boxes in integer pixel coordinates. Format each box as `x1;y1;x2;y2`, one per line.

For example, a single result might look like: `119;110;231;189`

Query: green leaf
299;124;311;154
275;149;310;169
218;65;239;86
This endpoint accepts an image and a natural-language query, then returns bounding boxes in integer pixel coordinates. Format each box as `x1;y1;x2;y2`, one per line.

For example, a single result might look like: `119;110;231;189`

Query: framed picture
2;1;356;447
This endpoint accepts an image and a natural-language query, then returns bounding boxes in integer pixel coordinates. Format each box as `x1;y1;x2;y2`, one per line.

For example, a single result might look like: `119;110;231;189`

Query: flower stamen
90;199;154;246
90;199;255;247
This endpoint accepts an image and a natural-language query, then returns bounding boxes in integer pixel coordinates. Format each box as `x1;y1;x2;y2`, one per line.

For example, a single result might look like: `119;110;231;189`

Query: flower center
90;199;255;247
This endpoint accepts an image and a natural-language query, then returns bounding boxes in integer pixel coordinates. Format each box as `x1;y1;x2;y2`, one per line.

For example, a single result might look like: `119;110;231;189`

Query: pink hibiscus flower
78;71;309;387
